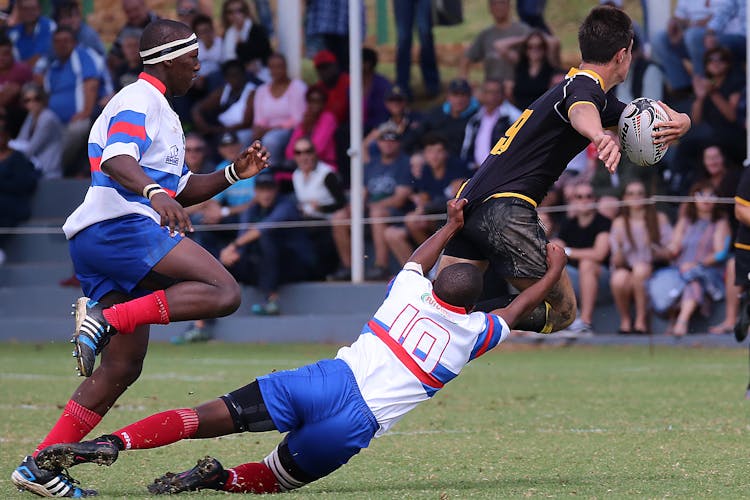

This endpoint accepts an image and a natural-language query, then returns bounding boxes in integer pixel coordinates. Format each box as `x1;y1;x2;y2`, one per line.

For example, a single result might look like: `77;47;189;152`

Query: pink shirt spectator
253;78;307;129
285;110;338;169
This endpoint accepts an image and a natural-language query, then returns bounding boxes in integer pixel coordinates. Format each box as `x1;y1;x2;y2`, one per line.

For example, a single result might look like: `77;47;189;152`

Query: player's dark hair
433;263;483;310
221;58;245;76
578;6;633;64
140;19;192;54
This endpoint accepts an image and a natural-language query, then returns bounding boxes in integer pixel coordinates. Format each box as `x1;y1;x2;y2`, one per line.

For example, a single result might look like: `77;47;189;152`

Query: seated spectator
362;46;391;134
285;86;338;169
670;47;745;190
0;34;33;137
662;181;731;337
362;85;421;162
222;0;271;81
9;82;64;179
7;0;55;68
697;144;741;200
174;132;257;344
328;125;413;281
35;26;100;177
176;0;202;28
460;78;521;170
192;14;223;91
109;27;142;92
54;0;105;57
192;59;257;147
219;171;317;316
106;0;159;74
0;116;39;264
291;136;346;276
183;132;215;175
650;1;712;95
551;181;611;336
311;49;350;125
384;133;470;266
691;0;746;79
609;180;673;334
291;136;346;219
458;0;531;83
614;35;664;105
495;29;560;110
252;53;307;167
409;78;479;157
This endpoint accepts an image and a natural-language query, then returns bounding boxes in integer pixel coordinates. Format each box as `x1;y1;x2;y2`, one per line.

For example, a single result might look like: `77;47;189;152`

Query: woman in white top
252;53;307;166
291;137;346;219
10;82;64;179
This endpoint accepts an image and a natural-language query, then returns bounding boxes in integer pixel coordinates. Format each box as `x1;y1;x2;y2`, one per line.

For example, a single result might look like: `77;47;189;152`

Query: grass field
1;342;749;498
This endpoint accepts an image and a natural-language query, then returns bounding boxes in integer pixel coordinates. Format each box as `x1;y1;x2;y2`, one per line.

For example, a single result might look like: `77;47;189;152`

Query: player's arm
407;198;467;274
177;141;270;206
490;243;566;329
568;102;620;173
736;199;750;226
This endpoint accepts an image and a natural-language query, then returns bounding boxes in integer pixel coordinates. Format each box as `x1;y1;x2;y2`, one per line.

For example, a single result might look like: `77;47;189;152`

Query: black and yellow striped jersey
458;68;626;211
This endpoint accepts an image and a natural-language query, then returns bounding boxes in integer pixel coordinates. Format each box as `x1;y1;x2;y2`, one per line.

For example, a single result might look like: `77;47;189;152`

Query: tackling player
439;5;691;333
32;198;567;495
11;19;269;498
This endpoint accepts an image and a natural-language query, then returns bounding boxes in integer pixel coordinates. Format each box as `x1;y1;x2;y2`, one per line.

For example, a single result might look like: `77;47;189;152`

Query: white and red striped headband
140;33;199;65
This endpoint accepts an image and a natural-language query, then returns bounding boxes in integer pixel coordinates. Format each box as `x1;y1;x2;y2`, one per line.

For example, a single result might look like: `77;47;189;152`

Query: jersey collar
138;72;167;94
566;67;605;91
431;292;468;315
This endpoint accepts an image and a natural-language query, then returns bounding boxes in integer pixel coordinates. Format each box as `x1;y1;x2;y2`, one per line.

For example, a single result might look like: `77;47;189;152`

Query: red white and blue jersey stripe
63;73;192;238
336;262;509;436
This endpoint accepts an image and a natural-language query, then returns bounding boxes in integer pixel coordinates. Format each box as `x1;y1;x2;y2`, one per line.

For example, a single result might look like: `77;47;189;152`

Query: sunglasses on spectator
185;147;204;152
575;192;594;199
624;189;645;196
294;148;315;155
23;95;40;103
695;190;716;198
527;43;544;50
708;56;727;63
227;7;244;14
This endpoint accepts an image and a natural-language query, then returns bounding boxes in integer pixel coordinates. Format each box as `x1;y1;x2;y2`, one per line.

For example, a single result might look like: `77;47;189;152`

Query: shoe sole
148;457;221;494
11;469;56;497
37;442;119;470
72;297;94;377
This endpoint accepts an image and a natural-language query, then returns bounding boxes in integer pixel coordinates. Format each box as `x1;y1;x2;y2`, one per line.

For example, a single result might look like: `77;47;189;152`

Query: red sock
223;462;280;494
112;408;198;450
103;290;170;334
33;400;102;456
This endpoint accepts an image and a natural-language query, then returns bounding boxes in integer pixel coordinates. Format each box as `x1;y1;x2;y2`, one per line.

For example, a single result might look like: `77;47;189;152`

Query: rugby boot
147;456;227;495
36;437;120;470
11;455;97;497
71;298;117;377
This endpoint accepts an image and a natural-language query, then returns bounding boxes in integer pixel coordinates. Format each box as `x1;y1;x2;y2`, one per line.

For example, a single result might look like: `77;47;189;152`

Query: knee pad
220;381;276;433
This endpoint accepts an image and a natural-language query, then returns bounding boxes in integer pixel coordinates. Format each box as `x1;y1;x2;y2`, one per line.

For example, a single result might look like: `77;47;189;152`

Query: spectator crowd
0;0;747;340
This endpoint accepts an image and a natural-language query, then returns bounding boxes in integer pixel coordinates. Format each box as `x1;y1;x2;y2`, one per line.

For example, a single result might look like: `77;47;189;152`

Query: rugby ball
618;97;669;166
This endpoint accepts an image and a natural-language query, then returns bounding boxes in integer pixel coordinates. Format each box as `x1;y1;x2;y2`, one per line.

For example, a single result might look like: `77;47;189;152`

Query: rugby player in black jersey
439;5;691;334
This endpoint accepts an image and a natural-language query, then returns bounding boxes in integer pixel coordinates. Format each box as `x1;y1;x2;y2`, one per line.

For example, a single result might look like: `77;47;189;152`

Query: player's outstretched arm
407;198;467;273
491;243;566;328
177;141;270;207
652;101;691;146
569;103;621;173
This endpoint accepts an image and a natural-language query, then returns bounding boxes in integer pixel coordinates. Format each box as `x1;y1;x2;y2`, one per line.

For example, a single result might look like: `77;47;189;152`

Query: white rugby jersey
63;73;192;239
336;263;510;436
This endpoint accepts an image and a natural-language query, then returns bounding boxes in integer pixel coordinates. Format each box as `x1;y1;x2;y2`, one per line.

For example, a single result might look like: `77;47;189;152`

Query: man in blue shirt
7;0;55;67
219;171;316;315
36;26;99;176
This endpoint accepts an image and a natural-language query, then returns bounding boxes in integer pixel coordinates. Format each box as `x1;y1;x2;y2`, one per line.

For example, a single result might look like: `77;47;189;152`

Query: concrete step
0;262;75;286
3;232;71;264
0;282;388;317
0;313;371;344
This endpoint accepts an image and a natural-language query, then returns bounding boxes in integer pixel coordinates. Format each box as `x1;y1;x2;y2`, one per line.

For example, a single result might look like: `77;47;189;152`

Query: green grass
2;342;749;498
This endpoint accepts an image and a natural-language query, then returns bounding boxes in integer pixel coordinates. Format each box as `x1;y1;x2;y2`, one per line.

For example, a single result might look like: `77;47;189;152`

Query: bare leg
384;225;413;266
610;268;634;332
710;257;738;333
330;206;351;268
577;258;601;326
631;263;653;332
507;267;577;332
369;204;391;269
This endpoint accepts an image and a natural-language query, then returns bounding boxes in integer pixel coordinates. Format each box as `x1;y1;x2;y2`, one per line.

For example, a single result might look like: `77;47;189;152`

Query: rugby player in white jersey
12;19;269;498
33;198;567;495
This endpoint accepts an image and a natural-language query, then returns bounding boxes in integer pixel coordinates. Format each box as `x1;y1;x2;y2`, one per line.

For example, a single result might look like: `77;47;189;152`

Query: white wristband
224;162;240;184
220;206;231;218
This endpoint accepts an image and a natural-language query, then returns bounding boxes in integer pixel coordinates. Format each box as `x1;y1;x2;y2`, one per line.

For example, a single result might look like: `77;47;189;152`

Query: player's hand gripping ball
618;97;670;166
